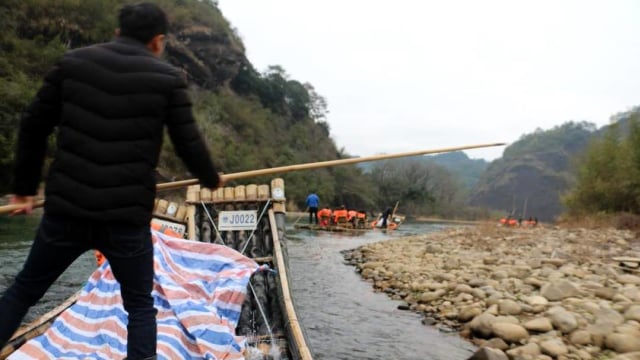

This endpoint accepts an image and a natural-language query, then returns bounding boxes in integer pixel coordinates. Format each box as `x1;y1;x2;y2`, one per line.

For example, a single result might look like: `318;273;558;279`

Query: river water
286;222;476;360
0;214;475;359
0;215;96;323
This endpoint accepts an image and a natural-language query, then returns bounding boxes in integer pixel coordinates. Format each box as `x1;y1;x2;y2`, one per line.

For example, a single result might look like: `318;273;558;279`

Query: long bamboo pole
0;142;504;215
391;200;400;217
158;142;504;190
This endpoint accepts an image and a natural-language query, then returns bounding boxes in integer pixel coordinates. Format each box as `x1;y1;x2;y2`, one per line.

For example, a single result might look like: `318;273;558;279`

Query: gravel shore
343;225;640;360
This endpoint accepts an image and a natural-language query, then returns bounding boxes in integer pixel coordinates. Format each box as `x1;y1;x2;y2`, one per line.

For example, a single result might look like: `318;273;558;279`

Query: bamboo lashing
0;142;505;215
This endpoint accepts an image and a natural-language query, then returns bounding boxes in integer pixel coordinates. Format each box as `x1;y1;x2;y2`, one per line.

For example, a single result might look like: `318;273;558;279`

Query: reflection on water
0;214;95;322
286;222;476;360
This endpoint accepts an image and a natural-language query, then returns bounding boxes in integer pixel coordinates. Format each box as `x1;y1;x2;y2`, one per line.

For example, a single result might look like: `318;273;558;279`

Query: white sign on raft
151;218;186;237
218;210;258;231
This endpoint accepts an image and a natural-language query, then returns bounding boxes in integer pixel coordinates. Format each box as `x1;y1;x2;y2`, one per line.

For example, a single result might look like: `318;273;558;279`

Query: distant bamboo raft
293;223;370;233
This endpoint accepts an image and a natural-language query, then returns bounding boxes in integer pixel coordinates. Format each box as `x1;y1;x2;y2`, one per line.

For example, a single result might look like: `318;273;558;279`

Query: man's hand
9;195;34;216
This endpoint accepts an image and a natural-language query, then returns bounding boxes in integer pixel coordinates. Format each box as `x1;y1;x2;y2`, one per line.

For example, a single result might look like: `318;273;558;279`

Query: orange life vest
333;209;348;222
318;208;332;218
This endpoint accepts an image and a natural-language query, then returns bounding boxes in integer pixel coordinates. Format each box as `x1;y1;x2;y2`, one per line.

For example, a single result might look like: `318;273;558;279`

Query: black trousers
308;207;318;224
0;214;157;359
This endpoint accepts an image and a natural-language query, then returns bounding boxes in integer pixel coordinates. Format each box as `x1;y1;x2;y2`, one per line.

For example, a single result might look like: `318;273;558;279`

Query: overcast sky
218;0;640;161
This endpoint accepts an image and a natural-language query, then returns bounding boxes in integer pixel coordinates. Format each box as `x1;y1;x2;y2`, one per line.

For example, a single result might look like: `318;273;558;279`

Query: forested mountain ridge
428;152;488;190
466;117;640;222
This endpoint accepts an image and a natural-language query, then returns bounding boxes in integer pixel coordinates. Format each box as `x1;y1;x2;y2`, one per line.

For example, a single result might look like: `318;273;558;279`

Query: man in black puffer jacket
0;3;222;359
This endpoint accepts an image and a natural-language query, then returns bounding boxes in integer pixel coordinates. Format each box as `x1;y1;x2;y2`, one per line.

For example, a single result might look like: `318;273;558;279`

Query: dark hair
118;2;168;44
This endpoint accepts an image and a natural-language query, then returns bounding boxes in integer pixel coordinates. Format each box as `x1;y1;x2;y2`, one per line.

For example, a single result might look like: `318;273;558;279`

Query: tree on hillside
0;0;69;192
329;165;377;211
368;159;464;217
564;112;640;214
304;82;328;121
504;121;596;159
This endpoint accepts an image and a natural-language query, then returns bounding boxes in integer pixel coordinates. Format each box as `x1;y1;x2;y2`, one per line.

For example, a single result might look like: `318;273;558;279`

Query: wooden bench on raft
152;179;286;242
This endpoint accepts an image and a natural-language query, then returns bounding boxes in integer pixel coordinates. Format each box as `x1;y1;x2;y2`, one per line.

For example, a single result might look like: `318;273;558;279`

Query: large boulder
548;310;578;334
606;333;640;353
624;305;640;322
467;347;508;360
470;313;496;338
540;280;580;301
490;323;529;343
523;317;553;333
540;338;568;357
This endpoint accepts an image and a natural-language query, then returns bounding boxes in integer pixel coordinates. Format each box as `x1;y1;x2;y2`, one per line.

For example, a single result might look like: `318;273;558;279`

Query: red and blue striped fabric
9;229;258;360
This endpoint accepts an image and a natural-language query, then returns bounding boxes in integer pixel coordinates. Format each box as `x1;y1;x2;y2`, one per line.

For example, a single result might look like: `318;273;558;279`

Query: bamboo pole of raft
391;200;400;218
292;207;308;226
157;142;505;190
0;142;505;215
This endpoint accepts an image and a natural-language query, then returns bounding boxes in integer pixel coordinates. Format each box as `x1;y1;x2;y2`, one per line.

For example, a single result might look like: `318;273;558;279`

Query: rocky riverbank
343;225;640;360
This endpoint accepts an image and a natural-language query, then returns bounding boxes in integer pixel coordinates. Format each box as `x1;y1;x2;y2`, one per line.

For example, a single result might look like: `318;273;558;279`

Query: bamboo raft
181;178;312;359
293;214;405;233
293;223;369;233
1;178;312;360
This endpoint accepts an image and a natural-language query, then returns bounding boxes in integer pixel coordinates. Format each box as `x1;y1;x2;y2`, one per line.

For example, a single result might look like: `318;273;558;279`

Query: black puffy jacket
14;37;220;226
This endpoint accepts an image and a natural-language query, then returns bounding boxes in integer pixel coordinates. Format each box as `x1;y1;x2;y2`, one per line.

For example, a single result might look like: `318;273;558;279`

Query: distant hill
358;151;488;190
428;152;489;190
468;121;598;221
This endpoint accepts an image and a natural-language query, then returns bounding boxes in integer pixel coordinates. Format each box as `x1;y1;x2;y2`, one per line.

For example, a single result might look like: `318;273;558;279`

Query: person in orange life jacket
0;4;223;360
355;210;367;228
317;208;332;226
347;209;357;226
333;206;348;224
305;192;320;224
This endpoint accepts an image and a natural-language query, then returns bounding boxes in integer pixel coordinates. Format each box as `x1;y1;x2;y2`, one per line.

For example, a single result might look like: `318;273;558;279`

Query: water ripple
286;223;476;360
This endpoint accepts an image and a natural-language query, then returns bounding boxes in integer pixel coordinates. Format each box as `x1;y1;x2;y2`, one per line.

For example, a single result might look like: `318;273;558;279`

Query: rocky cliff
167;25;245;89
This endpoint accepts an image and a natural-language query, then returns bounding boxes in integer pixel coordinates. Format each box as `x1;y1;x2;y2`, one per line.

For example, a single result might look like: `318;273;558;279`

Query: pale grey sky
218;0;640;160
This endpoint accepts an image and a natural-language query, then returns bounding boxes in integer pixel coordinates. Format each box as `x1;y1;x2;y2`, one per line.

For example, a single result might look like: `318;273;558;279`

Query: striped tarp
9;229;258;359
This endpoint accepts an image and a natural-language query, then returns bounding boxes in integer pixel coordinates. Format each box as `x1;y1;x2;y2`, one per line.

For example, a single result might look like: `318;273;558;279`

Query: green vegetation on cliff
564;109;640;215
